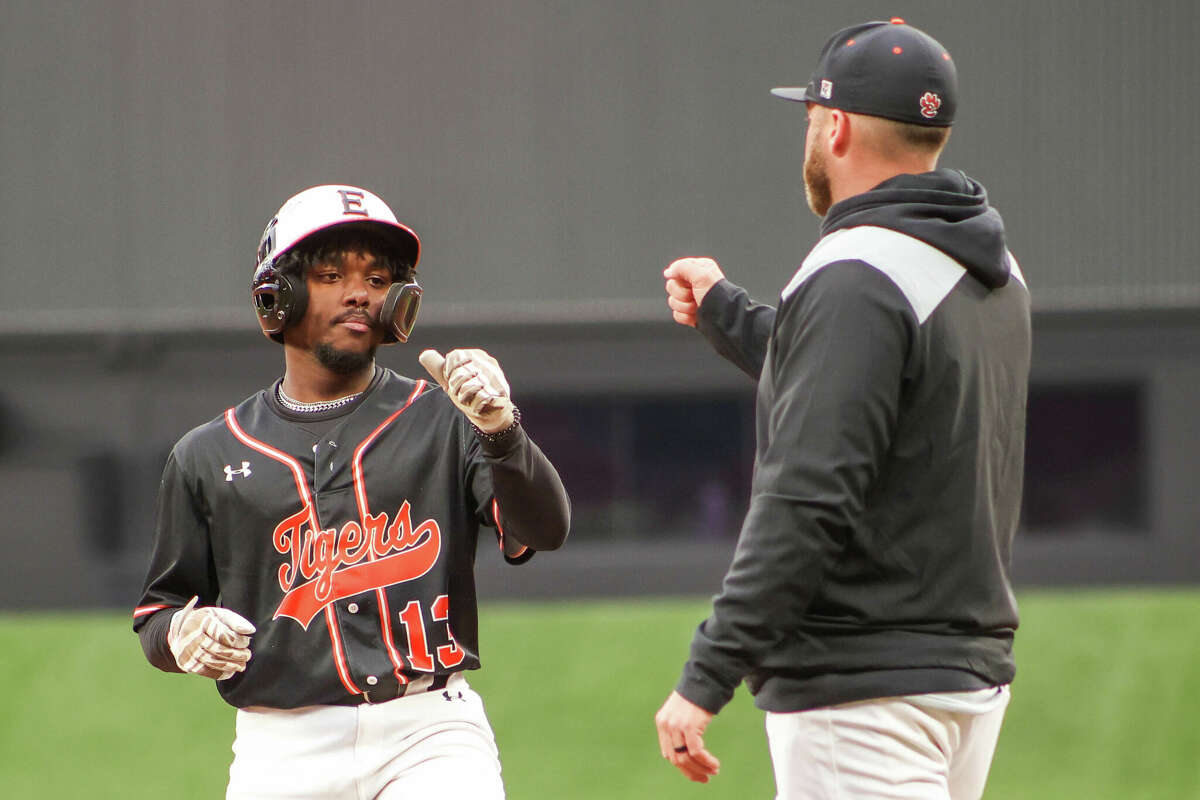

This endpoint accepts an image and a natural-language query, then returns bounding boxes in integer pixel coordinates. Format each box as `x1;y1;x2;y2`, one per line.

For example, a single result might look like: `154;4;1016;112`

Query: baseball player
654;20;1030;799
132;184;570;799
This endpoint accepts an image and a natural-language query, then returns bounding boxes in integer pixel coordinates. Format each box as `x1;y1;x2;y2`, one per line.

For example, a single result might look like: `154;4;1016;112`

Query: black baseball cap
771;18;957;127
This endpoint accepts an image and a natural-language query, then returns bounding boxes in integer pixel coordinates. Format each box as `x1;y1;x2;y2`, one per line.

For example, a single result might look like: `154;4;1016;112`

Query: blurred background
2;0;1198;611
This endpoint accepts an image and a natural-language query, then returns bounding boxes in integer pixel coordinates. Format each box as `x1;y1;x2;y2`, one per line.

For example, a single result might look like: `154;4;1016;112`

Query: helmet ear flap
379;281;423;344
252;261;308;343
282;273;308;339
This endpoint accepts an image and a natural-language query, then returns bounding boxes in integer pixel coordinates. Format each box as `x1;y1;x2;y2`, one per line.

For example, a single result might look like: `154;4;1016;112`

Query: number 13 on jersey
398;594;465;671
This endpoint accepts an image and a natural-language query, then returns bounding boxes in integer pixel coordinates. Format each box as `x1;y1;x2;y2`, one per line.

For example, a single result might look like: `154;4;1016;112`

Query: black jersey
134;367;570;708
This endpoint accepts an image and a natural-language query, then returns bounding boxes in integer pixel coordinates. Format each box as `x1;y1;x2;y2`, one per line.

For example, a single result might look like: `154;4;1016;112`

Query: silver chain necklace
276;385;363;414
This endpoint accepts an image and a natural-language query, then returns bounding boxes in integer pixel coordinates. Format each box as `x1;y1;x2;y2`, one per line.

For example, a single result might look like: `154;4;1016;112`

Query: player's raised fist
420;348;515;433
663;257;725;328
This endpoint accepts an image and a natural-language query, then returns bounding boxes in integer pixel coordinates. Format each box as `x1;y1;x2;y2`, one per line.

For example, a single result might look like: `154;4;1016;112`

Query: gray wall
2;1;1197;609
3;0;1199;338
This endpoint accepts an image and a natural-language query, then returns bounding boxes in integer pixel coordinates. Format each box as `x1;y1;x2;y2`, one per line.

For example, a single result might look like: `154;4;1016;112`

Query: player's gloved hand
167;596;256;681
419;348;515;433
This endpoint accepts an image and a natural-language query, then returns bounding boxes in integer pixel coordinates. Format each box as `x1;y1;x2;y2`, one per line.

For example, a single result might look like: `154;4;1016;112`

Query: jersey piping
492;498;528;559
223;407;362;697
350;379;427;685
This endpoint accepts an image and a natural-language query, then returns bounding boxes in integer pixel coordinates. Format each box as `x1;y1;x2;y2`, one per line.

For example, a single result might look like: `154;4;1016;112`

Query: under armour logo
224;462;252;481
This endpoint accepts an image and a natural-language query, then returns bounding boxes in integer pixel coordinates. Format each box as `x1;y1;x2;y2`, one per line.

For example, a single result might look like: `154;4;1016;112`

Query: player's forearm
481;428;570;551
137;608;185;674
696;279;775;379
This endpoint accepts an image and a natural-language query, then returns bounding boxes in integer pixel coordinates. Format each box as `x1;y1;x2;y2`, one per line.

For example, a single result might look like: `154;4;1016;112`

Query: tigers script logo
270;501;441;628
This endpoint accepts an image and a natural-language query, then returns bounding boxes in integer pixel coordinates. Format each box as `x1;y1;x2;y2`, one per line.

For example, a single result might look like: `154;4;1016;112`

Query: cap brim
770;87;812;103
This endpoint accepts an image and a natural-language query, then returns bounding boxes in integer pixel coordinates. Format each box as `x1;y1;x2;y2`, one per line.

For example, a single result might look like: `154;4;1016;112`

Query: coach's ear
828;108;852;158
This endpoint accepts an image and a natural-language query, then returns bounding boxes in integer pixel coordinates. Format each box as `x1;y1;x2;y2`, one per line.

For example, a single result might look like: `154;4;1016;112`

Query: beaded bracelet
472;405;521;444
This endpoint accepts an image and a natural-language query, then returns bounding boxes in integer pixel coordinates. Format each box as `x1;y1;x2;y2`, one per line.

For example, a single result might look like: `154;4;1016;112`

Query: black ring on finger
673;745;688;753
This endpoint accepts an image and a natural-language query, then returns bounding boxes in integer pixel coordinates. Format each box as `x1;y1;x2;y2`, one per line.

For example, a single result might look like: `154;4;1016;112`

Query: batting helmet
252;185;423;344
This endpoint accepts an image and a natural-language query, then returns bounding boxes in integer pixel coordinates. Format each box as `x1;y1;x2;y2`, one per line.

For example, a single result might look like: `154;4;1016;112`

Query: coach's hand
655;690;721;783
419;348;514;433
663;257;726;328
168;596;255;681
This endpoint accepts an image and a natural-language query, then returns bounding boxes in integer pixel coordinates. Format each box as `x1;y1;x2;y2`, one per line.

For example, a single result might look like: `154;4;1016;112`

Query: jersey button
366;675;378;686
348;602;359;613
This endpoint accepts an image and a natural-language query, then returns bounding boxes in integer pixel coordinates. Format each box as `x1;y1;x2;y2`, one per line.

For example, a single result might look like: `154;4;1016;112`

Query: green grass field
1;590;1198;799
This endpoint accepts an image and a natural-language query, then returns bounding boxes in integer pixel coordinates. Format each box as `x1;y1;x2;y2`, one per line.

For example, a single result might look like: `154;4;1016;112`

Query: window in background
521;380;1152;542
1021;381;1148;535
518;394;754;541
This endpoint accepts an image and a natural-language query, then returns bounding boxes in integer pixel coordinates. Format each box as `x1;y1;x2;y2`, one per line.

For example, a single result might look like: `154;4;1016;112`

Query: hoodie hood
821;169;1011;289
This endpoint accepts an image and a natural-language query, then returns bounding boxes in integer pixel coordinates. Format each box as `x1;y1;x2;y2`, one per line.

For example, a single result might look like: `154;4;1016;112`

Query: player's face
291;250;391;373
803;105;833;217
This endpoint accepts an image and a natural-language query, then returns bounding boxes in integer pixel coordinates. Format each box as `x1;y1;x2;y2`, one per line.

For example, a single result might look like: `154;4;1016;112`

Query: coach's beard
315;341;377;375
804;143;833;218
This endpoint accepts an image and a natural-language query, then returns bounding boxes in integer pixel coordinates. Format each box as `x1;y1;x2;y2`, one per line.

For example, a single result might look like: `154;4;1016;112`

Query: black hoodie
678;170;1032;714
824;168;1011;289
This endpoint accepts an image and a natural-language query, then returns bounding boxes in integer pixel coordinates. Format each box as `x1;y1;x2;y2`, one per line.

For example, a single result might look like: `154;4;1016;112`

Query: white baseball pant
226;673;504;799
765;685;1011;800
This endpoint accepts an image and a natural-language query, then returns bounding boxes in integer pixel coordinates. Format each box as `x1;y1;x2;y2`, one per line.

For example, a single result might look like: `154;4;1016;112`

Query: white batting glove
167;596;256;681
419;348;515;433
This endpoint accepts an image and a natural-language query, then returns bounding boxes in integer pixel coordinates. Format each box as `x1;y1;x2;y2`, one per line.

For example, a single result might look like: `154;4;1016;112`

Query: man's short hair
275;225;418;285
889;118;952;154
852;112;952;160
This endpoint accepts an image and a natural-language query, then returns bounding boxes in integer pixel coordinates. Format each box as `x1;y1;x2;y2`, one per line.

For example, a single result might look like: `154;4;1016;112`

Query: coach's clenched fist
663;257;726;328
420;348;514;433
